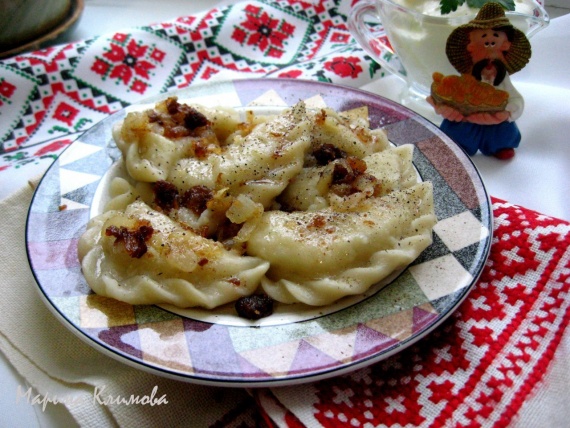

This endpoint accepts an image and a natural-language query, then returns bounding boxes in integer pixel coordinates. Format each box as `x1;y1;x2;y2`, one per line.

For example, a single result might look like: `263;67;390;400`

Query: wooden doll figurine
428;2;532;160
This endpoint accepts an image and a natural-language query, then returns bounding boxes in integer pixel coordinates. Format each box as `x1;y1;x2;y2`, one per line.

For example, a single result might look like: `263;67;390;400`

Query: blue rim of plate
25;78;492;387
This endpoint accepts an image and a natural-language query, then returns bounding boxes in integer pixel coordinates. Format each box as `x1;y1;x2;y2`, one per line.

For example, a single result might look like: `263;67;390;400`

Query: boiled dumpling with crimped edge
113;97;242;183
169;101;312;208
278;144;417;212
78;200;270;309
247;182;436;306
307;107;389;159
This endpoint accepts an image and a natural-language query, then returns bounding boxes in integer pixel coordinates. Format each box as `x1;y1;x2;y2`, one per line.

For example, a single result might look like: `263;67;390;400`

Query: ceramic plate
26;79;492;387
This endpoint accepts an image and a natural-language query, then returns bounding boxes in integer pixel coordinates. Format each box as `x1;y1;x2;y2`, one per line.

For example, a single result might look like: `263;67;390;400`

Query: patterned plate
26;78;492;387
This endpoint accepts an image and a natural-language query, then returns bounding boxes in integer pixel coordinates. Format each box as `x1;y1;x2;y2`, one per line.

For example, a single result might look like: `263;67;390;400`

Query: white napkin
0;182;254;427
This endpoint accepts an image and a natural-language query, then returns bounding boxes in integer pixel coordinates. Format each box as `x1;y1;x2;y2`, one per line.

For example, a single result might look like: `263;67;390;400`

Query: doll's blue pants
440;120;521;156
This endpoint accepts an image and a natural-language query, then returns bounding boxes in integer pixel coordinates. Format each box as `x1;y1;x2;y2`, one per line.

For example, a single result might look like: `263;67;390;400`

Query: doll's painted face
467;28;512;64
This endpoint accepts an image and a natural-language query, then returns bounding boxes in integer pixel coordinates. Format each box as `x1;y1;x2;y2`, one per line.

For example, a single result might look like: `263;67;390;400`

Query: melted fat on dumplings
78;97;437;311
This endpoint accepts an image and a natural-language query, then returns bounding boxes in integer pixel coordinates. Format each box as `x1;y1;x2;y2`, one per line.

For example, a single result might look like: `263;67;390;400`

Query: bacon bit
198;258;209;266
180;185;213;216
347;156;367;175
332;160;354;185
354;126;372;143
165;97;179;115
308;214;327;229
58;204;67;211
147;110;160;123
184;108;209;130
149;97;210;139
330;156;383;199
227;277;241;286
372;182;383;197
235;294;274;320
154;182;215;216
216;220;242;244
315;109;327;126
105;220;154;258
332;156;368;185
166;97;209;130
153;180;179;213
193;141;210;159
313;143;346;166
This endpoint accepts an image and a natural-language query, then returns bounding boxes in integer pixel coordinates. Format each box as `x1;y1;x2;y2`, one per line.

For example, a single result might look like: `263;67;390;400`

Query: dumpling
246;182;436;306
113;98;241;182
169;101;312;208
278;144;417;212
307;108;389;159
78;200;270;309
363;144;418;194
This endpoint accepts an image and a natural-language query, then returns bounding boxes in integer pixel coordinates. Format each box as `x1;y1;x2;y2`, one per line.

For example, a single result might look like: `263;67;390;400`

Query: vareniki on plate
78;97;437;311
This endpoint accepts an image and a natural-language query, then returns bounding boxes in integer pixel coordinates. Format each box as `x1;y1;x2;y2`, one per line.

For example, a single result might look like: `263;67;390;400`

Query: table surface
2;1;569;426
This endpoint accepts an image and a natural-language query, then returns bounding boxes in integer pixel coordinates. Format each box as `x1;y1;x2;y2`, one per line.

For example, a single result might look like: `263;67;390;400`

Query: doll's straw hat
445;2;532;75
